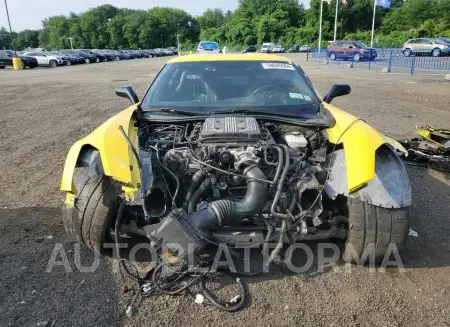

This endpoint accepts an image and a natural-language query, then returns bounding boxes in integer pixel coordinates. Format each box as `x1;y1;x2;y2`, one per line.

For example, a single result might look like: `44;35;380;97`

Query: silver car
23;52;65;67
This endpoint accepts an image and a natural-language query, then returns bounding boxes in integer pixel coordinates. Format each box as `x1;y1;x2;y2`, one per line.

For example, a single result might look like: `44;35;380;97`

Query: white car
299;45;311;52
197;41;221;54
23;52;64;67
261;42;275;53
272;45;285;53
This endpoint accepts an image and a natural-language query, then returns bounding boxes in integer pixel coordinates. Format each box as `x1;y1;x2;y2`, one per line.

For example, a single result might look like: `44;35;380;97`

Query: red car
327;41;377;61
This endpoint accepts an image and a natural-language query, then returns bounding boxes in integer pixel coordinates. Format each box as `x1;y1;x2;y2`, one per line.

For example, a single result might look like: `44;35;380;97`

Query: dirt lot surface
1;54;449;327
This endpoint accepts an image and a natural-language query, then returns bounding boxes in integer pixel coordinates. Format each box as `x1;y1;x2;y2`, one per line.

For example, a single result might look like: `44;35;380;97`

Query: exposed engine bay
123;116;348;268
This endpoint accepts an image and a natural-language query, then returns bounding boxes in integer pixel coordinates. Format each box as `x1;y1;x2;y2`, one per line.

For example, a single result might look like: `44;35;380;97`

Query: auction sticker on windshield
261;62;295;70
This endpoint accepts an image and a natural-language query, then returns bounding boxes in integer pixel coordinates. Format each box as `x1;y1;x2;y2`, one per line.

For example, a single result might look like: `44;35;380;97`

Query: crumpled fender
324;104;411;208
60;105;140;194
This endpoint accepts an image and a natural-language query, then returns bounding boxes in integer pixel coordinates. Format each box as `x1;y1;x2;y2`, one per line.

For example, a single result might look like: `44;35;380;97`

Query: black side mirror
323;84;351;104
115;85;139;104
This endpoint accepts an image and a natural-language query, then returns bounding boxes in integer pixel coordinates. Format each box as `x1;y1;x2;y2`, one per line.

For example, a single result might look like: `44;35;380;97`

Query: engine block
200;117;261;143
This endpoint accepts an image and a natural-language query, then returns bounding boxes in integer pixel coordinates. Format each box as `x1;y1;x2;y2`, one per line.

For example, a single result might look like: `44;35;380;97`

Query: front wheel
0;66;5;69
431;48;441;57
403;48;412;57
329;52;337;61
343;198;409;264
49;59;58;67
62;166;120;252
353;53;361;62
85;58;91;64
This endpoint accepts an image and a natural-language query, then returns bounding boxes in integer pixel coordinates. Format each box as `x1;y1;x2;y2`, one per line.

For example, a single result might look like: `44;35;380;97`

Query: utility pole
177;23;180;52
3;0;16;55
333;0;339;42
318;0;324;57
68;37;74;49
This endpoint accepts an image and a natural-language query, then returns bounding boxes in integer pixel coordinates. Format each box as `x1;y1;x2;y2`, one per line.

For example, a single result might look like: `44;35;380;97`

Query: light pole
68;37;74;49
177;23;180;52
3;0;16;55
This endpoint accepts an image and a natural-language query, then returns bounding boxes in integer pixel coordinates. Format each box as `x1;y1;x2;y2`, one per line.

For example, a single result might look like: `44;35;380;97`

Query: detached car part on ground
60;54;411;309
399;125;450;172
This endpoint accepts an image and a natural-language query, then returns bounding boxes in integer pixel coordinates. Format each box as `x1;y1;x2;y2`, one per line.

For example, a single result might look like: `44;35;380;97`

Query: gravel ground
1;54;449;327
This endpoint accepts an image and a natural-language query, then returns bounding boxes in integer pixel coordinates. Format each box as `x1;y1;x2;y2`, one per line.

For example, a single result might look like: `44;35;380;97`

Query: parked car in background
327;41;377;61
78;49;104;62
261;42;275;53
287;44;300;53
46;51;80;65
436;37;450;45
272;45;286;53
402;38;450;57
197;41;221;54
0;50;38;69
299;45;311;52
23;51;65;67
242;45;257;53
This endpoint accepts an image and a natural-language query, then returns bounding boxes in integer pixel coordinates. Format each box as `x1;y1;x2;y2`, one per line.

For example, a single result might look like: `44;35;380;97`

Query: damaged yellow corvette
61;54;411;269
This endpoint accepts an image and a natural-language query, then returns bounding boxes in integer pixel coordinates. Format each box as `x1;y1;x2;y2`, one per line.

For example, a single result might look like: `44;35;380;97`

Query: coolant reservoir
283;133;308;151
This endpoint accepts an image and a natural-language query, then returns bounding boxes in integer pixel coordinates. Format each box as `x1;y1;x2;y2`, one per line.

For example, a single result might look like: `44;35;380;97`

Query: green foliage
1;0;449;50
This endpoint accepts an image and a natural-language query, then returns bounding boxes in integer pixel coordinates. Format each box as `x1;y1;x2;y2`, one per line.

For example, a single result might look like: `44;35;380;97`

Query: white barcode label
261;62;295;70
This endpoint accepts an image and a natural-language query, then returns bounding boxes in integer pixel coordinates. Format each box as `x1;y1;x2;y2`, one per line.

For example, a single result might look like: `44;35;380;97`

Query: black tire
49;59;58;67
0;66;5;69
353;52;361;62
28;64;37;69
62;167;120;252
329;52;337;61
343;198;409;264
403;48;412;57
431;48;441;57
66;60;72;66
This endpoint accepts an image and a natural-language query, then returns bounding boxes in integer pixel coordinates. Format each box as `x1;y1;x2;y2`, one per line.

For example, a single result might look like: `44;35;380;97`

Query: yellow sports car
61;54;411;267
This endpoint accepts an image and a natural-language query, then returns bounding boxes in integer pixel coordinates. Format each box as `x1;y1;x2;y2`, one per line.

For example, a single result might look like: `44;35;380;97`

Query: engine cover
200;117;261;143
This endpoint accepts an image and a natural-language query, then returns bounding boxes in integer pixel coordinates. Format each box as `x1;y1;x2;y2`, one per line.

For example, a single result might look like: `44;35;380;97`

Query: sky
1;0;309;32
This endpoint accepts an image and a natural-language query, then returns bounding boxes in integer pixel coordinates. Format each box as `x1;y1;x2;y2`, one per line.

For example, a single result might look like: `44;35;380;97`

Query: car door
37;52;52;65
330;42;341;57
0;50;11;65
343;42;355;58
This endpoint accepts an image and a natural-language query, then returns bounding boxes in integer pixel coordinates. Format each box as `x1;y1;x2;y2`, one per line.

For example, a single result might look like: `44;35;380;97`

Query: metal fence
310;48;450;74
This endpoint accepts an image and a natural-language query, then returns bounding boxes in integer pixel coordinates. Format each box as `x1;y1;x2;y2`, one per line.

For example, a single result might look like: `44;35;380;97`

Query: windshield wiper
146;108;206;116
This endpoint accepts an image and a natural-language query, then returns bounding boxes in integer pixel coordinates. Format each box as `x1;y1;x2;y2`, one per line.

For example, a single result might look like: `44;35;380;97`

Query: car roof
167;53;292;63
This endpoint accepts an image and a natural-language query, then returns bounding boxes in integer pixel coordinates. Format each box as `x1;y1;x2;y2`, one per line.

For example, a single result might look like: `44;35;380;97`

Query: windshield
141;61;320;117
439;37;450;43
5;50;15;56
199;42;219;50
352;41;368;48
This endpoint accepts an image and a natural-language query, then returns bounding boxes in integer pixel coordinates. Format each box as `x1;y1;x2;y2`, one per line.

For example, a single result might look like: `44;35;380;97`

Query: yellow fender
325;104;407;192
60;105;140;196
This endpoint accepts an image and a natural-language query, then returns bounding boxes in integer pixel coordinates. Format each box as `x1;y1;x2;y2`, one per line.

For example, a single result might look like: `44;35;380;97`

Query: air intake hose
188;165;268;230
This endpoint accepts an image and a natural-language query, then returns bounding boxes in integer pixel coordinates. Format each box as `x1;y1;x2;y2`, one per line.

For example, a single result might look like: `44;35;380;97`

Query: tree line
1;0;449;51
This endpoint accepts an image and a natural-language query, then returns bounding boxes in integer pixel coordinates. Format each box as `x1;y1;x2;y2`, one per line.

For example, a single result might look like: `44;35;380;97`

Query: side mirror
323;84;351;104
115;85;139;104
